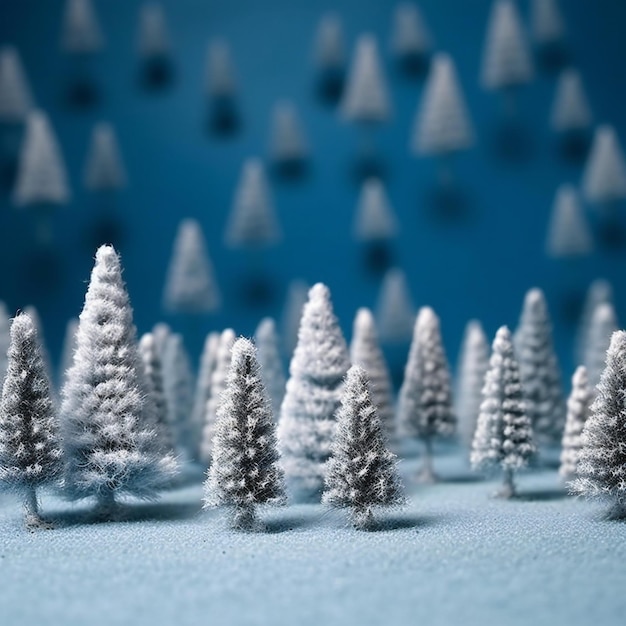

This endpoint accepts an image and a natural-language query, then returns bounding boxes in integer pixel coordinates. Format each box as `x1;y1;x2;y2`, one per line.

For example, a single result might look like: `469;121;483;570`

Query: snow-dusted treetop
481;0;534;90
341;34;391;124
13;110;70;207
353;178;398;242
270;101;309;164
546;184;593;258
391;3;432;58
376;268;415;343
206;39;237;99
84;122;127;191
550;69;592;133
412;52;475;156
163;219;221;314
531;0;565;45
313;13;345;71
582;125;626;205
0;47;34;124
61;0;104;54
137;3;171;58
281;279;309;357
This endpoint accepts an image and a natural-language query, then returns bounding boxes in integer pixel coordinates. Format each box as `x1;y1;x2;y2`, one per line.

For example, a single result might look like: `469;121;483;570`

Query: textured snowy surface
1;448;624;626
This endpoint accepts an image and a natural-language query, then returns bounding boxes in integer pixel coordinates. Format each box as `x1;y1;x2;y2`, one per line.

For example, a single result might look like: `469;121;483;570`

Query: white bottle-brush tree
0;47;34;124
353;178;398;243
390;3;432;68
550;69;592;135
576;279;613;365
269;101;309;167
376;268;415;344
254;318;287;419
61;0;104;55
583;303;618;391
281;279;309;358
545;184;593;258
84;122;127;192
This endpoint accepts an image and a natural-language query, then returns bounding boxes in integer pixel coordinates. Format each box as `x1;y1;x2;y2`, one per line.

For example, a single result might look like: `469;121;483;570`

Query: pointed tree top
61;0;104;54
84;122;127;191
138;2;171;58
230;336;255;365
494;324;513;347
206;39;237;98
354;306;376;334
416;305;438;329
391;3;432;57
465;319;487;346
546;184;593;258
270;100;309;163
314;13;345;70
354;177;398;241
0;46;34;123
582;125;626;204
531;0;565;44
551;69;592;132
522;287;547;315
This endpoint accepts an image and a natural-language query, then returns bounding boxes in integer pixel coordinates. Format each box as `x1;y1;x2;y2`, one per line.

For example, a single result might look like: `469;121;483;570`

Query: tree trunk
23;486;41;528
416;437;438;483
494;467;516;499
353;506;375;531
233;504;257;531
95;489;117;519
608;500;626;520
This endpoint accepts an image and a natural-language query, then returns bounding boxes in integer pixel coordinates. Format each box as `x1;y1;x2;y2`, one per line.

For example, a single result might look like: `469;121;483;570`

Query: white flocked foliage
471;326;535;497
23;306;55;399
59;318;79;386
550;69;592;133
531;0;565;45
313;13;345;72
204;338;286;530
323;365;404;529
225;159;281;249
281;280;309;358
350;308;395;439
61;0;104;54
391;3;432;60
0;47;34;124
455;320;490;449
152;322;171;358
481;0;533;91
573;331;626;517
514;288;565;446
137;3;171;59
206;39;237;99
376;268;415;343
163;219;221;314
61;246;177;506
412;53;474;156
84;123;127;191
0;302;11;385
13;110;70;207
0;313;61;525
254;318;286;419
278;283;350;495
559;366;591;483
545;184;593;258
269;101;309;165
583;303;618;391
341;35;391;124
353;178;398;242
582;125;626;205
576;279;613;365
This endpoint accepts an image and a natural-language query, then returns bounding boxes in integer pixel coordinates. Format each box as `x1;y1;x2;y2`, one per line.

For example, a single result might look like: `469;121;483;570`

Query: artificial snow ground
1;445;624;626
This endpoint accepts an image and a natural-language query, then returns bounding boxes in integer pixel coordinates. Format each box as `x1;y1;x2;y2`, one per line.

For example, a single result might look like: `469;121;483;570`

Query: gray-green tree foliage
398;306;456;482
0;314;61;527
514;288;565;446
582;125;626;205
545;184;593;258
375;268;415;343
323;365;404;529
471;326;535;498
390;3;432;60
0;47;34;124
559;366;592;483
576;279;613;365
61;0;104;54
531;0;565;46
59;317;79;386
584;303;618;391
84;122;127;191
278;283;350;495
353;178;398;242
61;246;177;508
254;318;286;418
550;69;592;133
350;308;395;438
204;338;286;530
0;302;10;385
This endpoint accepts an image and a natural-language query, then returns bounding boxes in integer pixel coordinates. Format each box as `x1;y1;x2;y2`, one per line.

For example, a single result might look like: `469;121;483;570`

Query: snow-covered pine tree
59;318;78;387
584;303;618;391
281;280;309;358
254;318;286;419
0;302;11;386
390;3;432;64
314;13;345;74
0;313;61;527
323;365;404;529
582;125;626;206
514;288;565;446
23;306;55;400
398;306;456;482
559;366;591;483
137;3;171;60
62;246;177;510
550;69;592;134
206;39;237;100
455;320;490;449
531;0;565;47
204;338;286;530
269;101;309;166
376;268;415;343
576;279;613;365
152;322;171;357
545;184;593;258
471;326;535;498
350;308;395;439
353;178;398;242
61;0;104;55
84;122;127;191
200;328;236;465
163;219;221;314
573;331;626;517
0;47;34;124
278;283;350;496
225;159;281;249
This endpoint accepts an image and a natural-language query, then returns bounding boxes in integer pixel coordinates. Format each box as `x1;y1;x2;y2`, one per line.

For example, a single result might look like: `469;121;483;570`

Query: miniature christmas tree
573;331;626;517
23;306;54;398
582;125;626;206
84;122;127;192
0;47;34;124
514;288;565;446
278;283;350;496
0;313;61;528
349;308;395;439
61;246;177;510
0;303;10;385
61;0;104;55
59;318;78;386
576;279;613;365
530;0;565;47
550;69;592;134
200;328;236;465
390;3;432;68
281;279;309;357
353;178;398;242
559;366;591;483
471;326;535;498
323;365;404;529
455;320;490;449
255;318;286;419
375;268;415;343
137;3;171;60
225;159;281;249
584;303;618;390
204;338;286;530
269;101;309;167
206;39;237;100
163;219;221;314
152;322;171;358
314;13;345;75
545;184;593;258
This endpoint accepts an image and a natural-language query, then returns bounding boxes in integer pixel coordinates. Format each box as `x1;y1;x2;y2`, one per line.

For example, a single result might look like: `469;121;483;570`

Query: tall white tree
0;302;11;385
545;184;593;257
583;303;618;391
0;47;34;124
390;3;432;61
550;69;592;133
576;279;613;365
582;125;626;206
531;0;565;46
313;13;345;74
376;268;415;343
137;3;171;59
205;39;237;100
254;318;286;419
59;318;79;386
84;122;127;191
23;306;54;398
269;101;309;165
61;0;104;54
281;280;309;357
353;178;398;242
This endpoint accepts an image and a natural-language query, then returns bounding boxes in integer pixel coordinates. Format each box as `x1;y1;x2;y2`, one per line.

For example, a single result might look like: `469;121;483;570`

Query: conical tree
323;365;404;529
313;13;345;73
559;366;592;483
353;178;398;242
350;308;395;439
471;326;535;498
206;39;237;100
84;122;127;191
61;246;177;510
0;313;61;528
281;280;309;358
390;3;432;63
375;268;415;343
514;288;565;446
531;0;565;46
576;279;613;365
24;306;55;400
255;318;286;419
582;125;626;206
59;317;78;387
398;307;456;481
269;101;309;166
0;46;34;124
550;69;592;133
0;302;11;385
204;338;286;530
152;322;171;358
455;320;490;449
573;331;626;517
137;3;171;60
278;283;350;496
61;0;104;55
584;303;618;391
545;184;593;257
